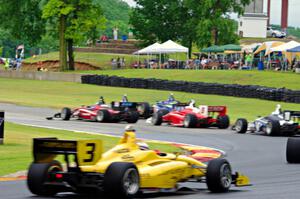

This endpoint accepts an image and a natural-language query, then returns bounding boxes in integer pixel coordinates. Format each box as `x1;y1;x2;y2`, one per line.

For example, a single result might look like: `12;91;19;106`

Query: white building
238;0;268;38
238;13;268;38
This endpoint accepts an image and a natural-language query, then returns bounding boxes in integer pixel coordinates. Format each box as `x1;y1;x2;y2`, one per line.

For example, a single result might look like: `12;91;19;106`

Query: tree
43;0;105;71
130;0;251;56
0;0;45;52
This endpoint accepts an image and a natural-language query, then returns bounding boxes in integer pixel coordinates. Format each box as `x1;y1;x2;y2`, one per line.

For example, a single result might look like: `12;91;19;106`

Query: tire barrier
81;75;300;104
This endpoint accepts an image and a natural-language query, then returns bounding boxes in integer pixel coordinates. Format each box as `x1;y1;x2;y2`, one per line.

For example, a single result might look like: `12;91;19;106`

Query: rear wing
111;101;138;111
208;106;227;115
283;110;300;122
33;138;103;166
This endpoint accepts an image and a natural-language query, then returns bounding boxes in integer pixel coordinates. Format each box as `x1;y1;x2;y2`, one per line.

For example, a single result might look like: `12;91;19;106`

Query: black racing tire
61;107;71;121
217;115;230;129
286;138;300;163
206;158;232;193
265;119;280;136
137;102;151;118
152;112;163;126
126;111;139;123
183;114;197;128
96;109;111;122
27;160;62;196
234;118;248;134
104;162;140;198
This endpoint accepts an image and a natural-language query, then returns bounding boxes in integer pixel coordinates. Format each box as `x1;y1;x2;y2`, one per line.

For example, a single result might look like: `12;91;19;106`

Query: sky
123;0;300;28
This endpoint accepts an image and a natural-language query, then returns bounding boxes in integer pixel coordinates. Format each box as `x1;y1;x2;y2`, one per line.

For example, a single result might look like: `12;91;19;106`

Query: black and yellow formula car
27;127;250;198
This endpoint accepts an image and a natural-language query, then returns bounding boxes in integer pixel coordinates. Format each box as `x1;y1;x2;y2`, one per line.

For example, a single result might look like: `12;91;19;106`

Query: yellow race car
27;126;250;198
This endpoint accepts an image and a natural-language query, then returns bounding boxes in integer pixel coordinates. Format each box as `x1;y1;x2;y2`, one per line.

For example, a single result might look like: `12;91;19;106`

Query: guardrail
0;70;82;83
81;75;300;104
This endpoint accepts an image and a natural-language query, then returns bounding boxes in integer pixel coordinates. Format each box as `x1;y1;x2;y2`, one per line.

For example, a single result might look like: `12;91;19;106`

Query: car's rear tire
183;114;197;128
206;158;232;193
152;112;163;125
61;107;71;120
217;115;230;129
235;118;248;134
104;162;140;198
126;111;139;123
96;109;111;122
265;119;280;136
286;138;300;163
27;160;62;196
137;102;151;118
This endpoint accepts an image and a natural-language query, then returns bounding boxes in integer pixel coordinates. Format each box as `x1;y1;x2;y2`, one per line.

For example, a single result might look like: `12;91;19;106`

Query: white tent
133;42;162;55
158;40;189;53
270;40;300;53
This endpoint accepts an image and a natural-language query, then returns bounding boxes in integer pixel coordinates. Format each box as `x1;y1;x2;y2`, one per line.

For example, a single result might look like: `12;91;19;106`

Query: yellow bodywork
79;131;213;189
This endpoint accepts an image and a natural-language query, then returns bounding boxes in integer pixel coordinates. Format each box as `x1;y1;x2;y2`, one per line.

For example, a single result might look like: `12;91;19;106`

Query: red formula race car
151;101;230;129
48;97;139;123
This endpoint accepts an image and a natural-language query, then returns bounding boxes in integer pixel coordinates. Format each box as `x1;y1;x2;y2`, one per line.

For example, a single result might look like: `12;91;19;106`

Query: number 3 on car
77;140;102;166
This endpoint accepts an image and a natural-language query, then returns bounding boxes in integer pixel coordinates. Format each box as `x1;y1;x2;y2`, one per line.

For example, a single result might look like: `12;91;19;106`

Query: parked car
267;27;286;38
233;105;300;136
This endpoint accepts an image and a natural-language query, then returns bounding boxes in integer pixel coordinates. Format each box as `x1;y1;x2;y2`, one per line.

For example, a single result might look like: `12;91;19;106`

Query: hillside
96;0;131;37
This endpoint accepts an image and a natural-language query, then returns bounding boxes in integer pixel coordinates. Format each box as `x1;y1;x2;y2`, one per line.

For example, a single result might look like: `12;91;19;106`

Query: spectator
111;58;117;69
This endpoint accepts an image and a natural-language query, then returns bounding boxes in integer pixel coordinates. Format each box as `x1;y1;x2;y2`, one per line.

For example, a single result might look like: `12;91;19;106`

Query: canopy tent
201;45;224;53
253;41;285;56
287;45;300;52
241;43;262;53
270;40;300;52
158;40;189;53
224;50;243;54
269;40;300;63
133;42;162;55
132;40;189;68
222;44;241;51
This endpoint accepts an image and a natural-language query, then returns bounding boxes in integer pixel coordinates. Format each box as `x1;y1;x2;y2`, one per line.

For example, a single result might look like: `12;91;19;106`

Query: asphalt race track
1;103;300;199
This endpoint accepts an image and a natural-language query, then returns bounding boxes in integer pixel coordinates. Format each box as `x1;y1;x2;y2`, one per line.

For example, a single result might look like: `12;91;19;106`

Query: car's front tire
104;162;140;198
61;107;71;120
152;112;163;125
27;160;62;196
137;102;151;118
206;158;232;193
235;118;248;134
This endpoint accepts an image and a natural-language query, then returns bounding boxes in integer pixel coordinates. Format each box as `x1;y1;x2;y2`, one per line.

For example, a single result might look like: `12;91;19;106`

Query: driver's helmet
137;142;149;150
168;93;175;101
189;99;196;107
122;94;128;102
97;96;105;105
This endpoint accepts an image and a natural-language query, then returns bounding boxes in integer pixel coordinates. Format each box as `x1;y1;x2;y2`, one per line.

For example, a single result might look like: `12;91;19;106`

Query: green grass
0;122;178;176
77;69;300;90
0;77;298;123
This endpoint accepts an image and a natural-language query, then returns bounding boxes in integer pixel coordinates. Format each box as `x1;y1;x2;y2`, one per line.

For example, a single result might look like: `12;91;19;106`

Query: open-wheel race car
47;96;140;123
27;126;250;198
234;105;300;136
151;100;230;129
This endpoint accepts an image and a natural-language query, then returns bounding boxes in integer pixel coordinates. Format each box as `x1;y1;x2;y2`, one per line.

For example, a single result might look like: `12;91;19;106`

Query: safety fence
81;75;300;104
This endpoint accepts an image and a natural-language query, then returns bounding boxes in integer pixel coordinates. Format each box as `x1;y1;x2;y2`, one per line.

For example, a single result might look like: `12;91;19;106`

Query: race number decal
77;140;103;166
199;105;208;117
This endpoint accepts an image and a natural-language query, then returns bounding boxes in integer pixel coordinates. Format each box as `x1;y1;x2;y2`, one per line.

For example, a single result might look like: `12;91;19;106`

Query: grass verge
0;122;178;176
0;77;298;123
77;69;300;90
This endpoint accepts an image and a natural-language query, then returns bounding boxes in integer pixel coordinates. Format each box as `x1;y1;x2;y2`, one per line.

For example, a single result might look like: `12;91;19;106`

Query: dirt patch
22;60;101;71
